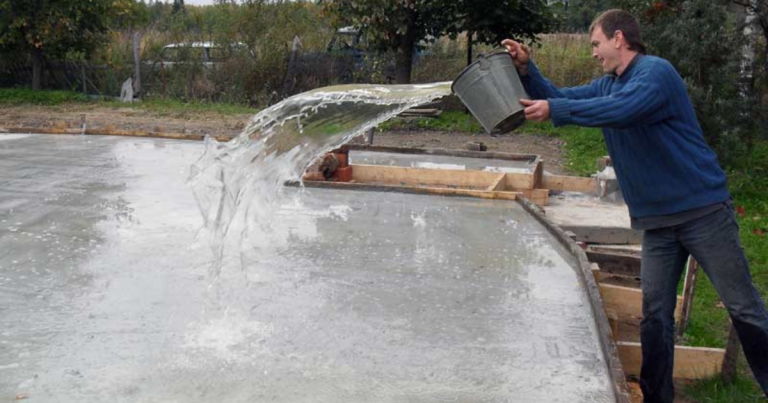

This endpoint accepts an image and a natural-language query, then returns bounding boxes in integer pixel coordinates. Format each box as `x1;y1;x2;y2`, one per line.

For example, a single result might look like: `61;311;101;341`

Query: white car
157;42;253;69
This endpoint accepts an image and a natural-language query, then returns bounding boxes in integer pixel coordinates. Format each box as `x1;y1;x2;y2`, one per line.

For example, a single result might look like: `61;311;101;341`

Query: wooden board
504;170;537;190
617;341;725;380
293;180;519;201
352;164;501;189
599;283;683;323
542;173;598;194
351;164;541;190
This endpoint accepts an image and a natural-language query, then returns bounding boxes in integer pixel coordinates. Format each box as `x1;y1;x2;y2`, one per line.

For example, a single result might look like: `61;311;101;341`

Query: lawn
0;88;257;116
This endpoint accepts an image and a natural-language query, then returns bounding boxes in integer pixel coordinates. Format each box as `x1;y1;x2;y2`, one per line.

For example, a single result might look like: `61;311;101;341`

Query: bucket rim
451;51;515;94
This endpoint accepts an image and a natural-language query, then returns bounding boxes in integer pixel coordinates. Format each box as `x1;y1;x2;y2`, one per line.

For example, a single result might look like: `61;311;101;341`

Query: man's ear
613;30;625;49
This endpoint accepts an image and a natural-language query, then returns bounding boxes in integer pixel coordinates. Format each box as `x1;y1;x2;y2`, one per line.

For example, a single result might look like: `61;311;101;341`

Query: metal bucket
451;52;529;135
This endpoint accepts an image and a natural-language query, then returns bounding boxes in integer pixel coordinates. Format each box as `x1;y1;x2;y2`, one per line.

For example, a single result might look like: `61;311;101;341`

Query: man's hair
590;9;647;54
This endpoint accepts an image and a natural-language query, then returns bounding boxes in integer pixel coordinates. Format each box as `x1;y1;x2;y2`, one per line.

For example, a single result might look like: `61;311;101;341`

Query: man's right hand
501;39;530;74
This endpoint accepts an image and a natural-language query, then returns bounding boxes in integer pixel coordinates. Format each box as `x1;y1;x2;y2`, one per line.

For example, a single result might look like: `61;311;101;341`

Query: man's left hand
520;99;550;122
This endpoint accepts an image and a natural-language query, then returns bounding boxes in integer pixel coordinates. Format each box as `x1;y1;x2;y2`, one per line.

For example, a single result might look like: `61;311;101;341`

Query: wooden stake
677;256;700;338
721;321;741;385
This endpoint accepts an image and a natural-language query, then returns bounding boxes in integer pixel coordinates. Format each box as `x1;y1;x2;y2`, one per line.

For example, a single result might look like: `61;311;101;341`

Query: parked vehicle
157;42;253;69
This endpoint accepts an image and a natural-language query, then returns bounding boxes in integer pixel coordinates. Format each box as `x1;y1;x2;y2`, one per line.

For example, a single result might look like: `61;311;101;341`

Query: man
501;9;768;403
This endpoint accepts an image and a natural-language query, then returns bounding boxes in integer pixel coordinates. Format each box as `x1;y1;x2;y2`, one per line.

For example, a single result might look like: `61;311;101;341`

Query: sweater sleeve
548;63;671;129
521;60;600;100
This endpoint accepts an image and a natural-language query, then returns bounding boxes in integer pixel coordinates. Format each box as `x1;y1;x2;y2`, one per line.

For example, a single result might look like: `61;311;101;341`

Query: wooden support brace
488;173;506;191
617;341;725;380
532;160;543;189
721;321;741;385
677;256;700;338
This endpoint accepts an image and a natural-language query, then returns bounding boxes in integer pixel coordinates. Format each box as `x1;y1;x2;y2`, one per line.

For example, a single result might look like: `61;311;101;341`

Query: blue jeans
640;203;768;402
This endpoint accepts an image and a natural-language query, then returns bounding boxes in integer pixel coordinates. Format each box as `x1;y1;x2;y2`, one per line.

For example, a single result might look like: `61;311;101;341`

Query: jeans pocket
723;202;741;229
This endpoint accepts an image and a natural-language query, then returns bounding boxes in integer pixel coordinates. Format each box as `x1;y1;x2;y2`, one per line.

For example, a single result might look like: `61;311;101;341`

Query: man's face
591;27;620;74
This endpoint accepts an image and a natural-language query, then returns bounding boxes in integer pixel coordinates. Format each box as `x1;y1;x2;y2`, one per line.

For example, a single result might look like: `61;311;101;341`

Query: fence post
133;31;142;99
282;35;302;98
81;62;87;94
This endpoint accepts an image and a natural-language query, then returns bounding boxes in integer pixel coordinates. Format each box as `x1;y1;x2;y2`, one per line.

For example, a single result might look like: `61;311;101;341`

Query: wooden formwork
302;145;608;208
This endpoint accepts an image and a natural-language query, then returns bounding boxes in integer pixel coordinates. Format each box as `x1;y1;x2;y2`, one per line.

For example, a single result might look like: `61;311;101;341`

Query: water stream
188;82;452;264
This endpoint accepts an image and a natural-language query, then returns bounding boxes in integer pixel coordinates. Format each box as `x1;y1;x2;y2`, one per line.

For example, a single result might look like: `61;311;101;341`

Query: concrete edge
516;197;631;403
0;127;233;142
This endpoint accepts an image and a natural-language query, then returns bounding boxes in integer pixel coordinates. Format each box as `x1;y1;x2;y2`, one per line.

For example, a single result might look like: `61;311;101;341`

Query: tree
447;0;553;66
549;0;610;32
173;0;186;15
0;0;121;90
320;0;552;84
612;0;757;164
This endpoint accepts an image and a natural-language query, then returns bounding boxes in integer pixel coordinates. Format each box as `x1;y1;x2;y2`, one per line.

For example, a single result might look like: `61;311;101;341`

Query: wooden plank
587;250;642;277
599;283;683;323
352;164;530;190
488;173;506;191
562;225;643;245
542;173;597;194
516;188;549;206
617;341;725;380
293;179;519;201
504;170;536;189
346;144;538;162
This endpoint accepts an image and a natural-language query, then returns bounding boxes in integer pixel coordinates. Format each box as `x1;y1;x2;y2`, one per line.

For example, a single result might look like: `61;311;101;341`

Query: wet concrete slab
349;150;534;173
0;134;615;402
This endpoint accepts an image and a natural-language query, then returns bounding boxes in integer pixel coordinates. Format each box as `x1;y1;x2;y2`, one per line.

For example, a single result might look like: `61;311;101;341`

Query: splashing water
187;82;452;267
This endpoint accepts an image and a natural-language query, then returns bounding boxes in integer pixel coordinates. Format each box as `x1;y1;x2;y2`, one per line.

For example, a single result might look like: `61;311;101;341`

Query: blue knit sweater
521;55;730;218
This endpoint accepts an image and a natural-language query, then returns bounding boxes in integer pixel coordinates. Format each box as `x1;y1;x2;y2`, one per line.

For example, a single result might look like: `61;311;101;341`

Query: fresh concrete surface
0;134;614;402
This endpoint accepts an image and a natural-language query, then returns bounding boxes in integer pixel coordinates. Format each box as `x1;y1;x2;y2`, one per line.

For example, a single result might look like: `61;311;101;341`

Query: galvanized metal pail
451;51;529;135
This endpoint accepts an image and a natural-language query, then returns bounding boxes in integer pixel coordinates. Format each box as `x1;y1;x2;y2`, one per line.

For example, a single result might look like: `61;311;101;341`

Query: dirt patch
0;104;252;137
1;105;568;174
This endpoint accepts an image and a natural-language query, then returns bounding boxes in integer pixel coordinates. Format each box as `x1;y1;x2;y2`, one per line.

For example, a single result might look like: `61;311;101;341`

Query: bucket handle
476;48;513;70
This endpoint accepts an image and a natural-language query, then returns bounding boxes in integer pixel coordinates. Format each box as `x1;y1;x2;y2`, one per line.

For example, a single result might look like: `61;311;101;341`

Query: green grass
0;88;257;116
102;98;257;116
685;375;766;402
683;142;768;401
0;88;90;105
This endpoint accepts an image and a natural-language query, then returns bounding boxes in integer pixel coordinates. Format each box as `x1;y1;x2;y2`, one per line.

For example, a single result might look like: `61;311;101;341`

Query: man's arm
501;39;601;101
522;61;601;100
548;68;670;129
